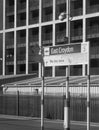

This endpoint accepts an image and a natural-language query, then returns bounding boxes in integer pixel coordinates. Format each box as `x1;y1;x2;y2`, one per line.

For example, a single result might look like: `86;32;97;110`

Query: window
90;0;99;5
73;0;82;9
20;64;25;72
31;63;38;71
20;13;26;20
20;30;26;37
7;65;14;73
20;0;26;4
8;0;14;6
91;59;99;67
45;7;52;15
32;10;39;18
8;15;14;22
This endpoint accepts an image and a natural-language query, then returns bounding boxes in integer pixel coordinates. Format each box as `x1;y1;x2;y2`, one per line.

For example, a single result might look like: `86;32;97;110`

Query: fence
1;84;99;122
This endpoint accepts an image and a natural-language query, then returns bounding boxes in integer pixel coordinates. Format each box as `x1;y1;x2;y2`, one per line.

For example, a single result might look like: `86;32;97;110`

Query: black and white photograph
0;0;99;130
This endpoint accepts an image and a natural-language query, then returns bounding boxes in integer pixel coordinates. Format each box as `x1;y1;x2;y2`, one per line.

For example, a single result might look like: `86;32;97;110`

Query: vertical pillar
41;62;44;130
14;0;17;75
40;1;45;129
39;0;42;78
26;0;29;74
87;42;90;130
3;0;5;75
64;0;70;130
82;0;86;76
64;67;70;130
52;0;56;77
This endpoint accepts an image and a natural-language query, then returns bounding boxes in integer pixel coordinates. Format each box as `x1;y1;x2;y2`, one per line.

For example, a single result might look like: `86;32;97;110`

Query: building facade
0;0;99;77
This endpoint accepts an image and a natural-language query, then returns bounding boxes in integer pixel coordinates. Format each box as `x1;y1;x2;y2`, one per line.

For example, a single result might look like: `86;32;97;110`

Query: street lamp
58;0;71;130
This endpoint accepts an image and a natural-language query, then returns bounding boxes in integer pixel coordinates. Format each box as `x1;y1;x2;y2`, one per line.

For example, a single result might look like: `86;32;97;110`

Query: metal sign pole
41;48;44;130
87;42;90;130
64;0;70;130
64;66;70;130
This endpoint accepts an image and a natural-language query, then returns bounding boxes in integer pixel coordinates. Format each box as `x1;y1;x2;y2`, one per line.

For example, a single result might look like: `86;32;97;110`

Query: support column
3;0;5;75
52;0;56;77
64;0;70;130
26;0;29;74
39;0;42;78
82;0;86;76
14;0;17;75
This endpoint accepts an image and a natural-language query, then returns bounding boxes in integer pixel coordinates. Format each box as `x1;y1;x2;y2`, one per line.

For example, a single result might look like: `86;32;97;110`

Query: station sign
44;42;89;67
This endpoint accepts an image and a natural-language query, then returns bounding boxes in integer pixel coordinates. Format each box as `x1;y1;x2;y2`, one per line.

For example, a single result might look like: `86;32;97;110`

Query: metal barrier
0;84;99;122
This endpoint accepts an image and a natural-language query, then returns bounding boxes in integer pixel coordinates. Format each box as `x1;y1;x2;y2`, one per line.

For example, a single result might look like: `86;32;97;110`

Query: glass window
86;0;99;14
17;30;26;45
5;0;14;29
29;0;39;25
28;63;38;74
17;0;26;27
56;0;66;20
55;23;66;45
71;0;83;16
42;0;53;22
42;25;52;46
6;65;14;75
55;66;66;76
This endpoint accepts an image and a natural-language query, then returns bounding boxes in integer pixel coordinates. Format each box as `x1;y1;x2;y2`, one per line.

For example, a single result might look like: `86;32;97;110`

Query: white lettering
59;47;74;54
50;46;74;55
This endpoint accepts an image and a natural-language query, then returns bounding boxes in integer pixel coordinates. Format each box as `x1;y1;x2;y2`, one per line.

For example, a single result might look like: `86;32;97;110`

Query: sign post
44;41;90;130
44;43;89;66
87;42;90;130
41;60;44;130
41;47;44;130
31;44;44;130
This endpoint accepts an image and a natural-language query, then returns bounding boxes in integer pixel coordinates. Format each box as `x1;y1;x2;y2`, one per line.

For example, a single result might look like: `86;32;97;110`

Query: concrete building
0;0;99;77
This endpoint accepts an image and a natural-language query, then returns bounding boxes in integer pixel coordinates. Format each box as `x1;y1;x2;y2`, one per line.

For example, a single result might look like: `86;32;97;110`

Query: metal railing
1;84;99;122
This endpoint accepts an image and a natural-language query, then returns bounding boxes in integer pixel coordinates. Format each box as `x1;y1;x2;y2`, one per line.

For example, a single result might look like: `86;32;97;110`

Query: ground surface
0;116;99;130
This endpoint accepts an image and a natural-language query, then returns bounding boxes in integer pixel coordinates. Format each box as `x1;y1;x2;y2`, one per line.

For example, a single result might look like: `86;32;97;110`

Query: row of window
1;38;99;75
5;0;99;29
4;60;99;75
5;16;99;47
